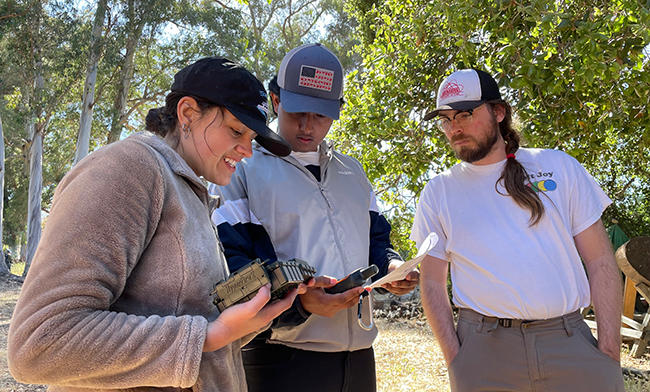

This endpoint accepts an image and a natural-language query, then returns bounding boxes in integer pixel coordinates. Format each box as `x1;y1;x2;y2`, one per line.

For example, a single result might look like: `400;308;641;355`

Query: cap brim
280;89;340;120
423;100;487;121
225;106;292;157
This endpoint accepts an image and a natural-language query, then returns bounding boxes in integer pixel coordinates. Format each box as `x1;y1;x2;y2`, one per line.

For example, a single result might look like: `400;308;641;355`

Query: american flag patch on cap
298;65;334;92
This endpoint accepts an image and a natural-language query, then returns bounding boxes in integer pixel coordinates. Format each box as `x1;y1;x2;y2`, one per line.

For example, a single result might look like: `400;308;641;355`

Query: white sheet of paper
366;232;438;290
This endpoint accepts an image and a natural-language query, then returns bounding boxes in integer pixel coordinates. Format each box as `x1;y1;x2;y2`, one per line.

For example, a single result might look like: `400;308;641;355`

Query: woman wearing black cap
8;58;305;392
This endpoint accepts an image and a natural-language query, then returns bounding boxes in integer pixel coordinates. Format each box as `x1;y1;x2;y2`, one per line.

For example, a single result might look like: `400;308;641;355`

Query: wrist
598;341;621;361
296;296;312;319
442;341;461;366
203;320;229;352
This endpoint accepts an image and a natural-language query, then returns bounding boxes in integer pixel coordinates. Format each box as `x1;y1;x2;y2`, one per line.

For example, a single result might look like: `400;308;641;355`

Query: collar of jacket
129;132;220;210
254;139;335;178
254;139;334;160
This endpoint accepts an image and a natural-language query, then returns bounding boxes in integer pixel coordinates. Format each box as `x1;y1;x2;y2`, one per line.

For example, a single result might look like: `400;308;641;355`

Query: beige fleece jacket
7;132;247;392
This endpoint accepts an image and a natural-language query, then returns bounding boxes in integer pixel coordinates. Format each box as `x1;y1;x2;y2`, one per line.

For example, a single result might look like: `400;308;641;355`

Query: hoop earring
182;124;190;139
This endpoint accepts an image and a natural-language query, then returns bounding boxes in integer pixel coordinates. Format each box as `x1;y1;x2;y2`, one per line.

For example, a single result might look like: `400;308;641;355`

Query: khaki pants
449;308;625;392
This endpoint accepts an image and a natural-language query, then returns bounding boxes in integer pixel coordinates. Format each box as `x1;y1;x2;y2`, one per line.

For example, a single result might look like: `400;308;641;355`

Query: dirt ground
0;279;46;392
1;277;649;391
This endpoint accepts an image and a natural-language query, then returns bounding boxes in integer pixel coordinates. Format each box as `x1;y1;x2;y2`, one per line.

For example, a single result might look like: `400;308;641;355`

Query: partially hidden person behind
412;68;625;391
8;57;313;392
210;43;420;392
4;248;12;271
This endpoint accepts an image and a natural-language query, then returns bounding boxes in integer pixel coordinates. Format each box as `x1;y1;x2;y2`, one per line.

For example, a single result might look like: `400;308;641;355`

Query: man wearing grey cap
412;68;625;391
211;43;419;392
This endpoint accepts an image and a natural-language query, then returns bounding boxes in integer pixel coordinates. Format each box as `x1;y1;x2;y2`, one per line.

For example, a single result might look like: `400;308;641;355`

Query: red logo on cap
439;80;464;101
298;66;334;92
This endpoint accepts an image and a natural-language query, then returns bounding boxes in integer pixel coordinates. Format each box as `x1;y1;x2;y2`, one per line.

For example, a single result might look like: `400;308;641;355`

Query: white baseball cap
424;69;502;120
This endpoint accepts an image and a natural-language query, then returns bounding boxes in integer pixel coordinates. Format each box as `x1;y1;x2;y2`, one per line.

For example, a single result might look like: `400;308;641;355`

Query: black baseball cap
424;69;502;120
172;57;291;157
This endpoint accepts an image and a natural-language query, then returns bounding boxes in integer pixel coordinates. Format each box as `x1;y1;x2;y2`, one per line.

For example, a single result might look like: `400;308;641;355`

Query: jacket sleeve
211;176;311;328
369;190;403;281
7;141;206;389
210;178;278;272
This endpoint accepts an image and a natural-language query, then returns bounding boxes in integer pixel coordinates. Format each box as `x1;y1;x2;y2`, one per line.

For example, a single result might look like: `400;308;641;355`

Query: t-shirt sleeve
566;154;612;236
410;180;449;261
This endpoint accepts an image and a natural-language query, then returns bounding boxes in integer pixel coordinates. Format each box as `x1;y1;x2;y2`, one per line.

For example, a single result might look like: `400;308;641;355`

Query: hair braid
492;101;545;226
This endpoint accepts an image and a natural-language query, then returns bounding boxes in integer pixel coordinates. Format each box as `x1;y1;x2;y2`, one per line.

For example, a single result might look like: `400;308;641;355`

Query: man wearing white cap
412;68;625;391
211;43;419;392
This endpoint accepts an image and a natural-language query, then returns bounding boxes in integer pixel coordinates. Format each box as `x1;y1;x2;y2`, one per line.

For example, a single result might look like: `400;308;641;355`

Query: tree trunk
24;124;43;277
74;0;107;165
24;5;44;277
106;1;144;145
0;114;8;275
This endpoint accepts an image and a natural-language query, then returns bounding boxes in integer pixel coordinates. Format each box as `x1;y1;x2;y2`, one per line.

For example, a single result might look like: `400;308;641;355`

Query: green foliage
341;0;650;255
7;0;645;263
218;0;360;79
0;0;90;247
0;0;352;245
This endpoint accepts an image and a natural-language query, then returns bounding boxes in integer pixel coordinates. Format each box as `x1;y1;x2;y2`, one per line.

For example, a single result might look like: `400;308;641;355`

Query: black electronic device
325;265;379;294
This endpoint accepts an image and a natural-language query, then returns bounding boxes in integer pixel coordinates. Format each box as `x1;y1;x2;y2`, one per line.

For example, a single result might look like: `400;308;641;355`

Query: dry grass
374;319;450;392
0;277;47;392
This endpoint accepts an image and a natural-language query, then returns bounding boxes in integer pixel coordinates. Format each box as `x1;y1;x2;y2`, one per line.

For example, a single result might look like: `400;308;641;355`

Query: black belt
498;318;513;328
492;317;532;329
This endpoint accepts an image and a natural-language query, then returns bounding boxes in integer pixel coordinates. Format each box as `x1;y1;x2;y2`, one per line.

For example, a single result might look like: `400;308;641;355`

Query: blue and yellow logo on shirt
527;180;557;192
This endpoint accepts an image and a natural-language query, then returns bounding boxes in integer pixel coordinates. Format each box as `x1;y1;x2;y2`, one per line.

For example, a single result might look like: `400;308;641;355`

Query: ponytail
145;92;217;146
491;101;545;226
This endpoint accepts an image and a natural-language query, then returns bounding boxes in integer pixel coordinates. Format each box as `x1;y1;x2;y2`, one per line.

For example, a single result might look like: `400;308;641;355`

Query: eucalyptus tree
341;0;650;255
0;114;8;275
74;0;108;165
104;0;252;143
1;0;89;274
22;0;45;275
106;0;164;144
212;0;357;84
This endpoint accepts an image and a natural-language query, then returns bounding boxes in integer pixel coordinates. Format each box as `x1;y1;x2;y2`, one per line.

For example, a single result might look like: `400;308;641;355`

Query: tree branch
0;0;38;21
123;90;167;121
613;176;636;199
213;0;240;15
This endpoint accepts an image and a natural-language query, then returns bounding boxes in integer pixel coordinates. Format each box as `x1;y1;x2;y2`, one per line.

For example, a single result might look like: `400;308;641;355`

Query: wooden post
630;283;650;358
623;277;637;326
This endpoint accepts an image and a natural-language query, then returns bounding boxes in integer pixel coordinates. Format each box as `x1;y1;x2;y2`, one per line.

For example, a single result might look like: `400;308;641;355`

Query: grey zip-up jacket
8;132;247;391
212;141;401;352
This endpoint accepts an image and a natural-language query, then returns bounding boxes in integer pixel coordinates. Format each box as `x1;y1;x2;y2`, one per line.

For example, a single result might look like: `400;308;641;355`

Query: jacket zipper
283;152;357;350
318;184;356;350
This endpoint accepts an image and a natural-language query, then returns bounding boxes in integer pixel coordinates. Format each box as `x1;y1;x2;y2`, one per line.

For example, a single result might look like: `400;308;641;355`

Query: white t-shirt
411;148;611;319
291;150;320;167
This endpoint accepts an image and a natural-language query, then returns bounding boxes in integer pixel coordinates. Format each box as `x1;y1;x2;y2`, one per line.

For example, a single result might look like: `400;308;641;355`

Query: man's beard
450;116;500;163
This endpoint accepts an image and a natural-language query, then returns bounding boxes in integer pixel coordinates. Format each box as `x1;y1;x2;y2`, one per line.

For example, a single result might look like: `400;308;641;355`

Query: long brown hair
490;101;545;226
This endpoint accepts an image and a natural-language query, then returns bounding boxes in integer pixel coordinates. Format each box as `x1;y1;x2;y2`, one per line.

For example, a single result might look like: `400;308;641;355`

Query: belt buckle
498;318;512;328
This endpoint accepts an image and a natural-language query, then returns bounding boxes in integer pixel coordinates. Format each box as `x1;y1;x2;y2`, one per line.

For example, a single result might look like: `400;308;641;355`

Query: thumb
308;276;338;288
239;284;271;314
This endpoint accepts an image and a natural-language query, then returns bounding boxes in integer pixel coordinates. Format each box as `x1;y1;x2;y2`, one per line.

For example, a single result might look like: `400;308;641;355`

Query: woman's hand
203;284;298;352
202;276;332;352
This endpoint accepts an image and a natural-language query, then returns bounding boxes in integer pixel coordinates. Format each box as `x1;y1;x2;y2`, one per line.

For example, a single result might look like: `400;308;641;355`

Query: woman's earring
182;124;190;139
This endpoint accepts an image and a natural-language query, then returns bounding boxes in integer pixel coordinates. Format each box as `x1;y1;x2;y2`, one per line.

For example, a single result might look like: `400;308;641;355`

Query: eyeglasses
433;104;486;132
